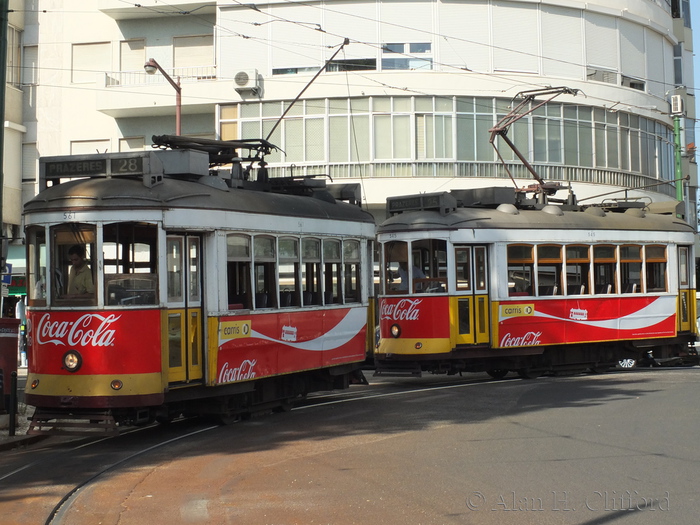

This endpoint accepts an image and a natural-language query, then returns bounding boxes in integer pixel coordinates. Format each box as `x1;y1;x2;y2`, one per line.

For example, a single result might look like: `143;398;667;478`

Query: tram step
373;367;422;378
27;409;119;436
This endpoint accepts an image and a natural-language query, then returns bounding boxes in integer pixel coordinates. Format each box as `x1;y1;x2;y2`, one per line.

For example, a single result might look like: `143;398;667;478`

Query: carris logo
218;359;257;383
380;299;423;321
500;331;542;347
36;313;120;347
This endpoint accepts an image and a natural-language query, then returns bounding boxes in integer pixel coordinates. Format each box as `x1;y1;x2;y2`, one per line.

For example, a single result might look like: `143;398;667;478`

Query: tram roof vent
450;187;517;208
387;192;457;216
496;203;519;215
327;183;362;206
153;149;210;178
541;205;564;216
583;206;606;217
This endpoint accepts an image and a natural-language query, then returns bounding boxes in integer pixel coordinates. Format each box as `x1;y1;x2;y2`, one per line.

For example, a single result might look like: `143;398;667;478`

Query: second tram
375;186;698;378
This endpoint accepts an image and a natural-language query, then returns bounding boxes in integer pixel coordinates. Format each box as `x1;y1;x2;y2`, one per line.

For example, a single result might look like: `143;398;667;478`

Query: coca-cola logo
380;299;423;321
218;359;257;383
36;313;120;347
500;331;542;347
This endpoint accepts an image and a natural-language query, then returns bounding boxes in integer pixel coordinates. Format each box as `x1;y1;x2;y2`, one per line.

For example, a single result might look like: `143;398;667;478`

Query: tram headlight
110;379;123;391
390;324;401;338
63;350;82;372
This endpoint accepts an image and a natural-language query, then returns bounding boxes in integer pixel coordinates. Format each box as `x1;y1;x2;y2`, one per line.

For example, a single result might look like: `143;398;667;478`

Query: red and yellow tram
375;187;698;378
24;136;375;433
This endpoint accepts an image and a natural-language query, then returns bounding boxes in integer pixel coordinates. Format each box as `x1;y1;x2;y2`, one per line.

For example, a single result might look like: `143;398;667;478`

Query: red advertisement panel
27;309;162;375
216;307;367;385
495;296;677;348
378;296;450;339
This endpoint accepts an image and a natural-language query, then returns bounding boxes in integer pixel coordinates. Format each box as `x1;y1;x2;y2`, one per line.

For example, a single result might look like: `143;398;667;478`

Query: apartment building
12;0;698;224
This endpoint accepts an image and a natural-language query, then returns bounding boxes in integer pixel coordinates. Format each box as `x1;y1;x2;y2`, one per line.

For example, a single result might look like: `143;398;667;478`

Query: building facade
15;0;698;224
1;0;26;307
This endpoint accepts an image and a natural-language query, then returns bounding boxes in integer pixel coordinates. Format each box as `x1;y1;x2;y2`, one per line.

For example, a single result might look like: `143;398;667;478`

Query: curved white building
22;0;697;221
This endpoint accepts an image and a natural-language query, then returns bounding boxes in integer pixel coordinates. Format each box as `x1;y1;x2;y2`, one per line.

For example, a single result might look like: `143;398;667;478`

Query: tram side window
620;245;641;293
344;240;361;303
565;245;590;295
536;245;562;296
104;223;158;306
166;237;184;302
26;226;47;307
593;245;616;294
507;244;533;296
254;236;277;309
51;225;97;305
278;237;300;308
645;245;667;292
679;246;690;287
455;247;471;291
302;238;321;306
227;234;251;309
324;239;341;304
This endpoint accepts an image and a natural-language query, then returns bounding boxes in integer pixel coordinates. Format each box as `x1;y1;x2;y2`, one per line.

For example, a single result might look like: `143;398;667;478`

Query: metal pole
144;58;182;136
9;370;16;436
0;1;9;246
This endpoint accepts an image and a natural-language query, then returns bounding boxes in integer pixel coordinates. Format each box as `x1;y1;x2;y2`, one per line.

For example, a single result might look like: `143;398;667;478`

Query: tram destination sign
43;155;145;178
44;158;108;177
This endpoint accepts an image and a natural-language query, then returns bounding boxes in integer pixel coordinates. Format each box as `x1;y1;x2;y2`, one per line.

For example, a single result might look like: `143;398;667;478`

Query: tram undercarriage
28;365;363;435
374;337;699;379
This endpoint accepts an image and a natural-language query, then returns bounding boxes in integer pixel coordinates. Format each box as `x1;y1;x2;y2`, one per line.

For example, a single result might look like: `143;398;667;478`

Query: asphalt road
1;369;698;524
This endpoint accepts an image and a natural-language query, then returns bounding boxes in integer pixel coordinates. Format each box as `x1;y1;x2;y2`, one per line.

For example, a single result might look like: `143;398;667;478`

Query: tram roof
378;188;693;235
26;149;374;225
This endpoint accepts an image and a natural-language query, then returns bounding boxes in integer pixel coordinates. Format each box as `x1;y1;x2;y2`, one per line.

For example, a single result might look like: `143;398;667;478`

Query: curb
0;434;49;451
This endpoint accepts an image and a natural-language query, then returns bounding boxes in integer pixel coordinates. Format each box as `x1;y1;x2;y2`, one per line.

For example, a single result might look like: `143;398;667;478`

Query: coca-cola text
36;313;120;347
500;331;543;347
380;299;423;321
218;359;257;383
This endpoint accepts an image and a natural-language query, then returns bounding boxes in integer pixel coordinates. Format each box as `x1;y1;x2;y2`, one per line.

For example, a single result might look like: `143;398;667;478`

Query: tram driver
386;241;425;292
65;244;95;299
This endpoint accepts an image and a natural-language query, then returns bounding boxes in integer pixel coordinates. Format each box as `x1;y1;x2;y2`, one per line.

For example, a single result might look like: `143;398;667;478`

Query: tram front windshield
26;222;159;307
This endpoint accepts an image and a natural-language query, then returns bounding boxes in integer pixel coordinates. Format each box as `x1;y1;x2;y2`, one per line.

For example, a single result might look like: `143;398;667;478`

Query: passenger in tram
65;244;95;298
397;261;426;291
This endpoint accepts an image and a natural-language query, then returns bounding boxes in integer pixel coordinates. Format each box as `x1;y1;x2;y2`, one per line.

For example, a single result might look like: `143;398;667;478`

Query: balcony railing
104;65;217;87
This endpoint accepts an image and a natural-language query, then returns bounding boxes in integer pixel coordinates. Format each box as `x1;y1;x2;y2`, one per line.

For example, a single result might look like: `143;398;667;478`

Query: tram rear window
103;223;158;305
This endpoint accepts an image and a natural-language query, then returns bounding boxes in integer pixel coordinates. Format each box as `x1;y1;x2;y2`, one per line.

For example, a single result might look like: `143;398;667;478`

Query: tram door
453;246;490;345
165;233;203;384
677;246;694;333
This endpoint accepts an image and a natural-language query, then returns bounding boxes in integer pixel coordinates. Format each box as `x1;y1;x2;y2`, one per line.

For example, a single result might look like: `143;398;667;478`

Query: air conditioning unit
234;69;261;96
671;94;684;116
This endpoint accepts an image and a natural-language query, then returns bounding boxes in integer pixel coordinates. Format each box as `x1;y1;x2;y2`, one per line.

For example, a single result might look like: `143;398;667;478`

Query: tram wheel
486;369;509;379
517;368;542;379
